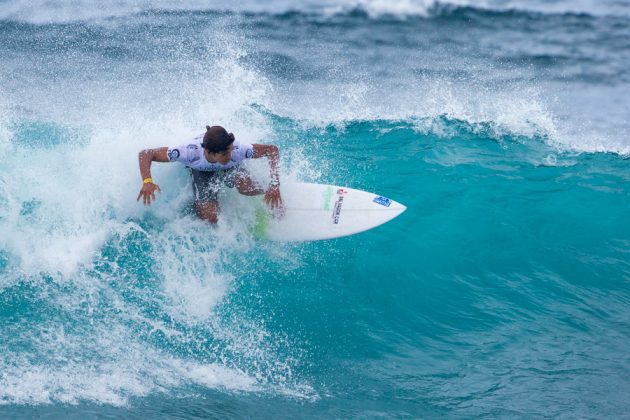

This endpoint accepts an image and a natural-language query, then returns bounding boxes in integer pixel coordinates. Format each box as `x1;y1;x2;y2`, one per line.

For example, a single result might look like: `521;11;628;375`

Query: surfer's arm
137;147;169;206
252;144;282;209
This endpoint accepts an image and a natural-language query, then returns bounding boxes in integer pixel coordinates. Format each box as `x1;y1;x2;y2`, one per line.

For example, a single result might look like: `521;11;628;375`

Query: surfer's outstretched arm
252;144;282;209
137;147;169;206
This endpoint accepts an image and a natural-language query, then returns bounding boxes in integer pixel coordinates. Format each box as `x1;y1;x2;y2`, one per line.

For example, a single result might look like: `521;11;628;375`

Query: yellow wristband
143;178;153;184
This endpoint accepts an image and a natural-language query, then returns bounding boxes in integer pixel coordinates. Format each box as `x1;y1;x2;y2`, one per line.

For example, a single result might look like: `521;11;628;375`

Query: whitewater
0;0;629;417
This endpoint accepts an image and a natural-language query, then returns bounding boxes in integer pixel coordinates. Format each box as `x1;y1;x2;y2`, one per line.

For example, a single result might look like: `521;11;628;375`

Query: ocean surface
1;0;629;418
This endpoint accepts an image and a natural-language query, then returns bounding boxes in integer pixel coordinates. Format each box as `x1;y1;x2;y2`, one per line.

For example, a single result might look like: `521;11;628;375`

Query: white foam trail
0;22;273;275
0;322;258;406
155;218;240;323
0;24;317;405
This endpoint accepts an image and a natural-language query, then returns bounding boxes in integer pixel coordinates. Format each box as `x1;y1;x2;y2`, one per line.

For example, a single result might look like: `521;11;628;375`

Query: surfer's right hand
137;182;161;206
264;185;283;209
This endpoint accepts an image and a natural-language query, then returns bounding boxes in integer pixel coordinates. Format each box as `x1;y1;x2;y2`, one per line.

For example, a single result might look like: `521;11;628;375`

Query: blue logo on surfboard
373;196;392;207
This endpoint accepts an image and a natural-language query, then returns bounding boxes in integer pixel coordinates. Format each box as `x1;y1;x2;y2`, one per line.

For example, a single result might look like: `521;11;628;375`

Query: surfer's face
204;143;233;165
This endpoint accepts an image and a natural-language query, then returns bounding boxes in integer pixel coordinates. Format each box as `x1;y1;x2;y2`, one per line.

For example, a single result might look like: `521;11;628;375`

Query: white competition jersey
167;134;255;171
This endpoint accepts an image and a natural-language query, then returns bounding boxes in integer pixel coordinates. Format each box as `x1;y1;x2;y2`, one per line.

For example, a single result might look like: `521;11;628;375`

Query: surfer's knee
194;201;219;224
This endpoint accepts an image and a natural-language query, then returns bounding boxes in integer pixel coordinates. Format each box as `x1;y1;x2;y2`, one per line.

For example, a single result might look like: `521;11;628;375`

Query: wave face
1;2;630;418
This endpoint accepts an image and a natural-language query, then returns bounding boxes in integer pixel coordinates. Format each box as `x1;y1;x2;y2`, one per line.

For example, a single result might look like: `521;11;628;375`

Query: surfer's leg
194;200;220;224
191;169;222;224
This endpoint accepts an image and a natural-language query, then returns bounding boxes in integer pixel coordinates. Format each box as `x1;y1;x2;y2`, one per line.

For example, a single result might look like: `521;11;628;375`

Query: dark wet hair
202;125;235;153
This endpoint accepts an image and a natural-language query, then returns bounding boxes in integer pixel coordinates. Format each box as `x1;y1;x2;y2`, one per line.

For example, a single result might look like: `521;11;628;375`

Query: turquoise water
1;1;630;418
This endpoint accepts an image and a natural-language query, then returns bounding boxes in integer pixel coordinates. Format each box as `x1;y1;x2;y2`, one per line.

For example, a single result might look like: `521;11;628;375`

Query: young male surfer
137;125;282;224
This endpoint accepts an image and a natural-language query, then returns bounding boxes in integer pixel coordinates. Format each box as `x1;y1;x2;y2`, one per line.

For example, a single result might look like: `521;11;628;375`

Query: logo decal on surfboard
332;196;344;224
373;196;392;207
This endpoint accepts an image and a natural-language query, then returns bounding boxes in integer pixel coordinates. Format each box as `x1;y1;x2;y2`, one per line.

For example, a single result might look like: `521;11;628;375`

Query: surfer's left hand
264;185;283;211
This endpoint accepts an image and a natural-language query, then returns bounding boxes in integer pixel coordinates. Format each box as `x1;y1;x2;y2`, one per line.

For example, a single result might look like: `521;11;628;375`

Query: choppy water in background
1;0;629;417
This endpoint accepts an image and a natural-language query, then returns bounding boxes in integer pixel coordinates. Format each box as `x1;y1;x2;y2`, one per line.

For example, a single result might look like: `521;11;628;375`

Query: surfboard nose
382;200;407;220
371;195;406;212
390;201;407;212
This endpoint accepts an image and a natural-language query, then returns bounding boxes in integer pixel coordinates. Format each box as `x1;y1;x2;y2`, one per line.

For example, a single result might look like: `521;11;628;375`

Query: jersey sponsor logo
186;144;200;163
168;149;180;160
373;196;392;207
332;196;344;224
337;188;348;195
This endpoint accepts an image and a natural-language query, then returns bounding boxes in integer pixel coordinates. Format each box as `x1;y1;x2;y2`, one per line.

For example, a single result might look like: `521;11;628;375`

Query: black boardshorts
190;167;248;203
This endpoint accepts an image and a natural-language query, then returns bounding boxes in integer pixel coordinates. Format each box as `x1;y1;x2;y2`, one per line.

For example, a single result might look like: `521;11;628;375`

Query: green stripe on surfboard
253;206;271;239
323;186;333;210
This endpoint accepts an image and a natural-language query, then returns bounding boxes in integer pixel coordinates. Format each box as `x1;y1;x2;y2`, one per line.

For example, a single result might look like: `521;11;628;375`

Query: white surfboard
253;183;406;241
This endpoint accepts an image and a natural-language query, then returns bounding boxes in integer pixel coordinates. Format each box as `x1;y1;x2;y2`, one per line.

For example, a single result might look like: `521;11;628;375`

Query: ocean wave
288;1;625;21
1;0;628;24
1;111;628;412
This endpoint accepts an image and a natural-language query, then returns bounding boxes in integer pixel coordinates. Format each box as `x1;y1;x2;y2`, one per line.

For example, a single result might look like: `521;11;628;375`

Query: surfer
137;125;282;224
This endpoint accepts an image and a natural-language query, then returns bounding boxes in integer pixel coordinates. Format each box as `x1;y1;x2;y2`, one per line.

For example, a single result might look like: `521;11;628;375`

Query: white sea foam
267;61;630;155
0;26;317;405
0;321;258;406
